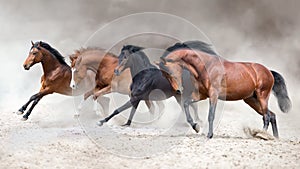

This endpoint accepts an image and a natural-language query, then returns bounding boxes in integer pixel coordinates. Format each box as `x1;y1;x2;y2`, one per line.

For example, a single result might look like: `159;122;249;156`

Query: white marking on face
70;68;77;89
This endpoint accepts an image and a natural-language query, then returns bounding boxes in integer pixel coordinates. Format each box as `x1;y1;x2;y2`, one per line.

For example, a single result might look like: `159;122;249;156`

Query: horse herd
17;40;291;139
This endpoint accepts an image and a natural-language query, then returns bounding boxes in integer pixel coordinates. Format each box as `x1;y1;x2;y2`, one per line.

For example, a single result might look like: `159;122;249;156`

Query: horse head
115;45;144;76
23;41;43;70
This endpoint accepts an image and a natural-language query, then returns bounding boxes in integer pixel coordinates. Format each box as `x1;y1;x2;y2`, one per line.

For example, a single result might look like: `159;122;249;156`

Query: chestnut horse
70;48;164;115
160;40;291;138
17;41;108;120
69;48;111;116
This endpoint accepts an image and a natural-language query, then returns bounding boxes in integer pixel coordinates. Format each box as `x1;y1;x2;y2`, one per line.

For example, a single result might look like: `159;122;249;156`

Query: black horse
96;45;201;132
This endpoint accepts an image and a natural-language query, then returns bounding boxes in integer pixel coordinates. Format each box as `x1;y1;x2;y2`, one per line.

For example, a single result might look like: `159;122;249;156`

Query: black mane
121;45;156;69
33;41;68;65
161;40;217;58
121;45;144;53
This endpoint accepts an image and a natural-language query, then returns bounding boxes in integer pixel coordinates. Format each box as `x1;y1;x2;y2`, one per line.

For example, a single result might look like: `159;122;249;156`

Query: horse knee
270;113;276;123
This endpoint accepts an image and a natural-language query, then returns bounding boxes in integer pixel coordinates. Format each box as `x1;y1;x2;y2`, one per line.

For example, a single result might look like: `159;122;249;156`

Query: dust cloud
0;0;299;131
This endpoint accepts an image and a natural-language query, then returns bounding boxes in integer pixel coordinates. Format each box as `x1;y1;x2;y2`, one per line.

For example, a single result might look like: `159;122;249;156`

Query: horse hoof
73;114;80;118
192;123;200;133
96;120;105;126
21;117;28;121
121;123;130;127
16;111;24;115
207;133;213;139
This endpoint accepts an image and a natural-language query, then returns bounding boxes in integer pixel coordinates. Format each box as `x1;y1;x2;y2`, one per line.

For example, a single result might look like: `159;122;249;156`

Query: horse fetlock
21;116;28;121
16;110;24;115
192;123;200;133
96;120;106;126
92;95;99;100
207;132;213;139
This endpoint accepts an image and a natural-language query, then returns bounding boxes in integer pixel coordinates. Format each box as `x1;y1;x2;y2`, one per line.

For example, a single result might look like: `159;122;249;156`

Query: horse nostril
176;90;182;95
23;65;29;70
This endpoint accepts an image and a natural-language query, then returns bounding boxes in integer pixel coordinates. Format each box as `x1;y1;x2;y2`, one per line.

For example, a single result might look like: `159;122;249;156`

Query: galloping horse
69;48;111;116
97;45;200;130
17;41;107;120
159;40;292;138
70;47;164;115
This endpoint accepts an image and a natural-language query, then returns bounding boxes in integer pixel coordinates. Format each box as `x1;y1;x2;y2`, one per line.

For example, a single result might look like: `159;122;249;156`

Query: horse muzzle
23;64;31;70
114;69;120;76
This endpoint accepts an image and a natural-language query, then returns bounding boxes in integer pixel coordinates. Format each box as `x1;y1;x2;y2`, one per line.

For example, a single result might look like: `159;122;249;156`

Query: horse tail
271;70;292;113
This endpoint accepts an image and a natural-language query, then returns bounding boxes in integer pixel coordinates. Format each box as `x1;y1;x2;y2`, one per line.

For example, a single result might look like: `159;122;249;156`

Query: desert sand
0;95;299;169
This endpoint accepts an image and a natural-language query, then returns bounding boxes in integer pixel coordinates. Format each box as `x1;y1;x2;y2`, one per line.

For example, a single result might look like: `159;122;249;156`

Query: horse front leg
93;86;111;100
16;93;40;115
183;98;200;133
207;95;218;139
97;100;132;126
21;88;53;121
21;97;42;121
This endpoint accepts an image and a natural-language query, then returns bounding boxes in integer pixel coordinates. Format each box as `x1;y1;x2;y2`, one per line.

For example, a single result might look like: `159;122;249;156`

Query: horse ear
38;41;42;47
77;56;82;65
31;41;34;46
69;55;74;61
160;57;166;64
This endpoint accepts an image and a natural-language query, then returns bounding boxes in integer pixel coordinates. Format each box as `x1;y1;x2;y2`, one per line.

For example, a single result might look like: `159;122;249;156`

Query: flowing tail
271;70;292;113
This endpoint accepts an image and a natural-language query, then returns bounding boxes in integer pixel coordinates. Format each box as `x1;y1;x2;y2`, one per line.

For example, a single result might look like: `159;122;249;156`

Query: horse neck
41;50;70;75
129;55;156;77
183;51;215;69
81;52;109;73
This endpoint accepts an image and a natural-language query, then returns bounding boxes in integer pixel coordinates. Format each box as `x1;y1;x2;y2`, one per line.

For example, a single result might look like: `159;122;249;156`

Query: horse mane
33;41;68;65
161;40;218;58
69;47;117;59
122;45;153;66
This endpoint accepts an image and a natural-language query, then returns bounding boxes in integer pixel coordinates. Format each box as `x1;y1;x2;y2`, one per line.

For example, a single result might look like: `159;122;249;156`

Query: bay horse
17;41;108;120
159;40;292;138
70;47;164;116
97;45;200;131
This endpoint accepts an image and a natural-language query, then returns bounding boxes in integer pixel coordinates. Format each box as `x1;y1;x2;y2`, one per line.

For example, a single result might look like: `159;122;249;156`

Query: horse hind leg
122;100;140;126
97;100;132;126
243;96;278;138
269;111;278;138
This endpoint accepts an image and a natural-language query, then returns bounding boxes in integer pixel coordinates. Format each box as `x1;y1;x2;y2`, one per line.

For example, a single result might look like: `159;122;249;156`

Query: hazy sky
0;0;299;109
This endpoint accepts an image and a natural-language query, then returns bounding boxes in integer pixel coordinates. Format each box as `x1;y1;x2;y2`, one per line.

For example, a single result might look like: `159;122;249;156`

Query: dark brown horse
160;40;291;138
17;41;108;120
97;45;201;130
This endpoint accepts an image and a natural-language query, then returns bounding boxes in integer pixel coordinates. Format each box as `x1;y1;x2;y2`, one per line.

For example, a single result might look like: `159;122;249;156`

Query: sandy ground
0;95;300;169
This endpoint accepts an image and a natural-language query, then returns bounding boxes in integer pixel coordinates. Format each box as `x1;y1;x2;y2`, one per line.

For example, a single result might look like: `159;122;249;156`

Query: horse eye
32;52;37;55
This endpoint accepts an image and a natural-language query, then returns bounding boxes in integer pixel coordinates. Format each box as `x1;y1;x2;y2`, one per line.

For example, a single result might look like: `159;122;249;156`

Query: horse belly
220;63;256;100
220;86;254;101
